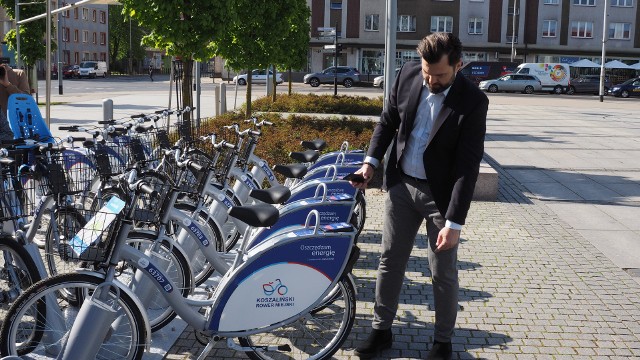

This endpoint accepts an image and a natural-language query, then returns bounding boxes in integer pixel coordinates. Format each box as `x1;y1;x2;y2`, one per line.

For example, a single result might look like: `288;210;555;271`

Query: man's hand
435;227;460;253
349;163;374;190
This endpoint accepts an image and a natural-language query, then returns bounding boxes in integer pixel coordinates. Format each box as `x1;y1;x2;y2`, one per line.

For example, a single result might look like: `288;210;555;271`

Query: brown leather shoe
426;341;452;360
354;328;392;359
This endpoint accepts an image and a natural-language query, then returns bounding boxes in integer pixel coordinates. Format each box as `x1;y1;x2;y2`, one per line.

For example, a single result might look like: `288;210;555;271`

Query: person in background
149;64;154;82
350;32;489;360
0;64;31;141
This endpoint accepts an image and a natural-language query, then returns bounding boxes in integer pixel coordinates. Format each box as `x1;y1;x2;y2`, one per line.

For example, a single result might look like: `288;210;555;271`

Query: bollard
220;83;227;114
102;99;113;127
214;85;221;116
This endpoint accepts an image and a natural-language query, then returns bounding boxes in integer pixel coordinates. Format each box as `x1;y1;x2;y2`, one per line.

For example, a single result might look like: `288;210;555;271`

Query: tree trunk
181;58;194;121
245;68;252;118
288;68;292;95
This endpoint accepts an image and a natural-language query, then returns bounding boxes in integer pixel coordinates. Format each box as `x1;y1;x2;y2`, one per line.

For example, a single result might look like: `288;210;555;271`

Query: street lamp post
510;0;518;62
599;0;608;102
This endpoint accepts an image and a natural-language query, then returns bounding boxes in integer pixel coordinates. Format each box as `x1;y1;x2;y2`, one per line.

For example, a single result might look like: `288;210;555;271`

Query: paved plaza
37;79;640;358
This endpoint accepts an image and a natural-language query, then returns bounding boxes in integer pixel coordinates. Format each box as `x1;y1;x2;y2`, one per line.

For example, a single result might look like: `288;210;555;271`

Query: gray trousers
372;174;459;342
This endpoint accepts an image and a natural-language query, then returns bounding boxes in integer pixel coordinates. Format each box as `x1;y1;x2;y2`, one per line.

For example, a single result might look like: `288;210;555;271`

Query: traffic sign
317;27;335;32
324;44;336;50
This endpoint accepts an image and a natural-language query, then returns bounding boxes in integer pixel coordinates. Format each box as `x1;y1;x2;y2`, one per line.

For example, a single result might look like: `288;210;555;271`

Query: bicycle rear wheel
238;277;356;360
0;272;146;359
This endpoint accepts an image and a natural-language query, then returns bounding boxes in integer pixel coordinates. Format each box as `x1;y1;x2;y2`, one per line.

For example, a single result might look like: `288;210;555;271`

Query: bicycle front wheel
0;273;147;360
238;277;356;360
0;236;41;314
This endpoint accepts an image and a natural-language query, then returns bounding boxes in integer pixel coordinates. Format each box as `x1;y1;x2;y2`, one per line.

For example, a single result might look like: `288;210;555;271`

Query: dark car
303;66;360;88
609;77;640;98
63;65;79;79
567;75;612;95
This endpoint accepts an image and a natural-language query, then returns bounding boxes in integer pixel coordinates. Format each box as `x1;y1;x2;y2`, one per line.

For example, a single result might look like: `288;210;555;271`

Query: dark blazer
367;60;488;225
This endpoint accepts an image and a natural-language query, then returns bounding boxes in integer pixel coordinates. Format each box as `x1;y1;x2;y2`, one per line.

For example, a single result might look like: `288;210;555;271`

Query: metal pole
45;0;51;127
195;60;201;129
511;0;517;62
15;2;20;68
383;0;397;109
333;25;338;97
129;16;132;75
599;0;608;102
57;10;63;95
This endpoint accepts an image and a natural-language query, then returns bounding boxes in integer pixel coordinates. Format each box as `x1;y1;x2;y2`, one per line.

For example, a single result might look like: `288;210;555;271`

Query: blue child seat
6;93;54;143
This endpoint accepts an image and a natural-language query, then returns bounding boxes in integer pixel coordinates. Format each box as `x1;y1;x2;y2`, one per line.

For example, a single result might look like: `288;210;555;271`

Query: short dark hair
417;32;462;66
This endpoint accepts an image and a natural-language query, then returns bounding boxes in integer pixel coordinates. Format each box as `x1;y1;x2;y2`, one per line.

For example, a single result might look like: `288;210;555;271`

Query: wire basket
131;172;174;224
0;169;35;232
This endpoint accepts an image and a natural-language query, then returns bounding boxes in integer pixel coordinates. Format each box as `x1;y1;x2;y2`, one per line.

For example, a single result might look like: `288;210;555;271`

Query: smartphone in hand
343;173;366;183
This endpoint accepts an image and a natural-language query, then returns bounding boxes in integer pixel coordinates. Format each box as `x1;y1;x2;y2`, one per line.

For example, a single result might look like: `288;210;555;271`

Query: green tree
273;0;310;97
108;5;145;74
213;0;308;116
118;0;235;119
0;0;53;87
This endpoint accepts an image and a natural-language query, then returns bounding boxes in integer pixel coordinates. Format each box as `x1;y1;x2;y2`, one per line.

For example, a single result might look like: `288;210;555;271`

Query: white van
78;61;107;78
515;63;570;94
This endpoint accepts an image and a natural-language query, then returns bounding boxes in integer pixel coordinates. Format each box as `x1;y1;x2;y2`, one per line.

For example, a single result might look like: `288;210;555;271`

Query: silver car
303;66;360;88
479;74;542;94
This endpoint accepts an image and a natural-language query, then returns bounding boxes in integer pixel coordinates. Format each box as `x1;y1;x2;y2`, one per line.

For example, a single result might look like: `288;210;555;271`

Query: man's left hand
435;227;460;253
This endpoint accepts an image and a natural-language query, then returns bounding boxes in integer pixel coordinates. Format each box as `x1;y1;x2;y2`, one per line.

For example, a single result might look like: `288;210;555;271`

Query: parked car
233;69;283;85
63;64;79;79
304;66;360;88
479;74;542;94
608;77;640;98
373;68;400;89
567;75;612;95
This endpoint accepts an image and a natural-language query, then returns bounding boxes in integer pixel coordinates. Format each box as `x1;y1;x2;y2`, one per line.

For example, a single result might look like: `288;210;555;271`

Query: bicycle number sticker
68;196;125;256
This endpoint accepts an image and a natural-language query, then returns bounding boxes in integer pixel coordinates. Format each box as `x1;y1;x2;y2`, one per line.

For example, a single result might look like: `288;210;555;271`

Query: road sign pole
334;25;338;96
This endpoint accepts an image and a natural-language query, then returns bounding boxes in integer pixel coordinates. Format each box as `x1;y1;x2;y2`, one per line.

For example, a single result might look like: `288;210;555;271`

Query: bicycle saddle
228;204;279;227
272;163;308;179
289;149;319;163
249;184;291;204
300;139;327;151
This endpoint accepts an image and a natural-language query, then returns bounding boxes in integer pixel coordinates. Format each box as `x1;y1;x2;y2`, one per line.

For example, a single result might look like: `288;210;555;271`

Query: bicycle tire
0;236;42;313
172;202;224;286
0;272;147;359
238;277;356;360
122;235;192;332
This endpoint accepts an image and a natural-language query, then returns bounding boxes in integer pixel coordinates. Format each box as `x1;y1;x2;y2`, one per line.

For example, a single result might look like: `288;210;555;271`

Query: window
73;29;78;42
544;0;559;3
92;32;97;44
330;1;342;9
82;8;89;20
609;22;631;39
611;0;633;5
92;10;96;22
398;15;416;32
573;0;595;5
100;11;106;23
431;16;453;33
542;20;557;37
365;14;379;31
100;53;106;61
468;18;483;34
74;52;79;65
62;27;69;42
82;30;89;43
571;21;593;38
82;52;90;61
100;32;106;45
74;8;78;19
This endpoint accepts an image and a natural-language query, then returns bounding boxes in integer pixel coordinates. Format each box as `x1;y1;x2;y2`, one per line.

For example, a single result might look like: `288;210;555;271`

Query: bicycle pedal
194;330;212;345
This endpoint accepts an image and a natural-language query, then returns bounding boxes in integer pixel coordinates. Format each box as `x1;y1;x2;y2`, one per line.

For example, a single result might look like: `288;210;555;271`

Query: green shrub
197;112;375;171
251;93;383;116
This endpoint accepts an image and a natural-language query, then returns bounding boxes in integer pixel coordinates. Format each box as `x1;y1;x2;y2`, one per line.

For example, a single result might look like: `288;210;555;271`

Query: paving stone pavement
161;159;640;359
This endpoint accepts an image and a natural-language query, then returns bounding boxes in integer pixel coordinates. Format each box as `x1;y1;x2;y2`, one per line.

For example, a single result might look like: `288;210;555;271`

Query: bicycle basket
56;196;124;263
131;172;173;223
0;169;36;230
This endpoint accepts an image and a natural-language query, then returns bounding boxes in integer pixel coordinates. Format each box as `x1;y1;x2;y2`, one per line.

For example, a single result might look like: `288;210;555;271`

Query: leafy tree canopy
0;0;51;66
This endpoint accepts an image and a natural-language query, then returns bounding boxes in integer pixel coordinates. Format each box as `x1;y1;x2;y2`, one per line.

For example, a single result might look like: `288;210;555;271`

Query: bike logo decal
256;278;294;308
241;175;258;190
259;161;275;181
217;193;234;209
137;258;173;293
186;221;210;247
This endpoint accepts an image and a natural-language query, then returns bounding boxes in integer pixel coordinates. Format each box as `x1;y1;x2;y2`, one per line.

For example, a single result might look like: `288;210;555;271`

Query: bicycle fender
73;269;152;351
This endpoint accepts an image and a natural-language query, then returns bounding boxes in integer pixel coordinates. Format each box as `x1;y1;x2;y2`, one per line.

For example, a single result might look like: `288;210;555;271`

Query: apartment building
308;0;640;74
0;1;109;68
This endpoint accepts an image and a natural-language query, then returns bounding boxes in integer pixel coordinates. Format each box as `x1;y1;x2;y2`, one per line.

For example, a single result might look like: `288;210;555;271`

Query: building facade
307;0;640;74
0;1;109;69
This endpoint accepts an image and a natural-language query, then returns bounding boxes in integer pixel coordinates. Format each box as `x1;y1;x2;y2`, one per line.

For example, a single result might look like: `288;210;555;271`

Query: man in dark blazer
351;32;488;360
